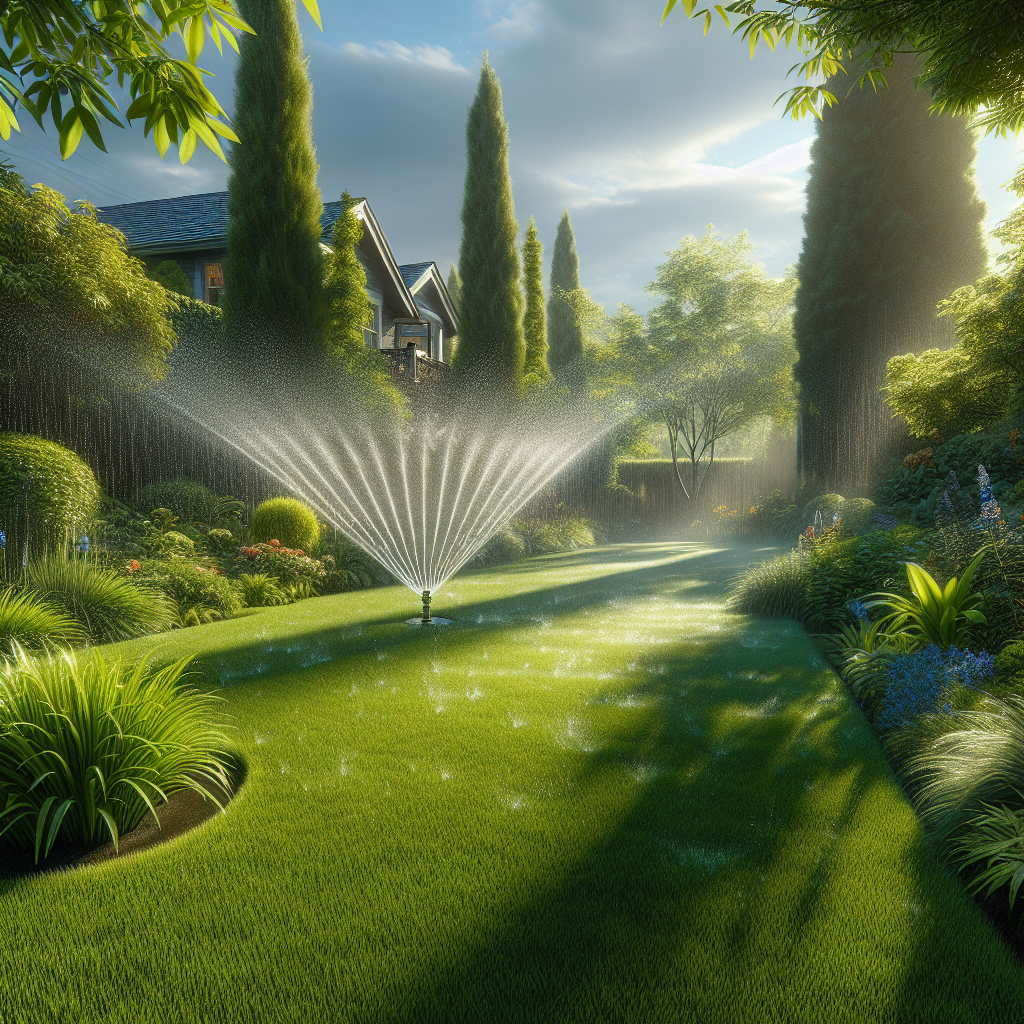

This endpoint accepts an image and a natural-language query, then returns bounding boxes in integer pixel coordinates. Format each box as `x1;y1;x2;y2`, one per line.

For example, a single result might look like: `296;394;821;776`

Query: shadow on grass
369;632;1021;1023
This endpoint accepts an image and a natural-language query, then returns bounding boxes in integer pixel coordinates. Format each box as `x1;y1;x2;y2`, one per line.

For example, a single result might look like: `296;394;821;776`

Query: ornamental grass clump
729;551;808;620
24;557;175;643
0;649;232;863
0;587;84;656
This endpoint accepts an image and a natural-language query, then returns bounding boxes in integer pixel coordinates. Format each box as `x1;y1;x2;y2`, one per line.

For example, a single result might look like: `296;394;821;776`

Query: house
96;192;458;364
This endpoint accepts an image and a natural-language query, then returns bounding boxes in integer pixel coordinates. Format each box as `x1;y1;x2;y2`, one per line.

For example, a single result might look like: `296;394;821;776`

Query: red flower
269;539;281;547
211;566;221;574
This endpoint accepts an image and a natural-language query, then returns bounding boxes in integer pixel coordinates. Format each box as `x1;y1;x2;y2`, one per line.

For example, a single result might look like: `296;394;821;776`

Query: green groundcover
0;543;1019;1023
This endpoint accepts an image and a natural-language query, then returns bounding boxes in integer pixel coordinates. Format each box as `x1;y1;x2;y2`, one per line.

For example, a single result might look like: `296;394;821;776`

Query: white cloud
480;1;543;40
337;40;469;73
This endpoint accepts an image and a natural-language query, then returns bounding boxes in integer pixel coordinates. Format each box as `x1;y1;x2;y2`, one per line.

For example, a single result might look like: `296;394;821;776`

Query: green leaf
179;127;197;163
301;0;323;29
44;798;74;857
0;99;19;140
184;16;205;64
34;795;56;863
96;805;120;851
153;115;171;158
77;107;107;153
59;110;85;160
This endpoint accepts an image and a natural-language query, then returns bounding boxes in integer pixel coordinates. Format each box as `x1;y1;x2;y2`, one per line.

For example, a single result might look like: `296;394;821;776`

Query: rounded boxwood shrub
137;479;218;524
0;648;232;863
837;497;876;536
798;493;845;534
249;498;320;553
0;433;101;563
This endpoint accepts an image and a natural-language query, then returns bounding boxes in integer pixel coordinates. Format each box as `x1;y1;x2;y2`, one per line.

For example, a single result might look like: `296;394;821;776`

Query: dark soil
0;757;245;880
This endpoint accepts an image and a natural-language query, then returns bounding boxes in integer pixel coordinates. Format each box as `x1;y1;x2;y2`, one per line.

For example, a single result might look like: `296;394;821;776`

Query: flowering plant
876;644;994;731
237;541;326;591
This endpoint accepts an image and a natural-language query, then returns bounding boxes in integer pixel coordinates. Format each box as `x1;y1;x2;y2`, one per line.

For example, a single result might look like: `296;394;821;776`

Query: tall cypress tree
446;263;462;315
795;51;986;491
324;190;372;362
223;0;324;364
547;209;585;391
522;217;552;385
452;54;524;396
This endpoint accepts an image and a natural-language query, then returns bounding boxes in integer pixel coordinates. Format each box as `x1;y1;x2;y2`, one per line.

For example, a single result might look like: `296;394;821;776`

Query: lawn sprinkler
406;589;453;626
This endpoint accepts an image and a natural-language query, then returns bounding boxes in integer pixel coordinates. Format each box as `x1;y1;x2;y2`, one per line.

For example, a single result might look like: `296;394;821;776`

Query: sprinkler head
421;589;432;623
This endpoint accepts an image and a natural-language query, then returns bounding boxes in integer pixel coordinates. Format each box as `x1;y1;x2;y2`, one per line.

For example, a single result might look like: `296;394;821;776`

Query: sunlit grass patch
0;543;1018;1023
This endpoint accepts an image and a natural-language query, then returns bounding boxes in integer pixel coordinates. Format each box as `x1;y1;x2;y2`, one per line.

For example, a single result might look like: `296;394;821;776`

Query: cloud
481;1;544;40
337;41;469;74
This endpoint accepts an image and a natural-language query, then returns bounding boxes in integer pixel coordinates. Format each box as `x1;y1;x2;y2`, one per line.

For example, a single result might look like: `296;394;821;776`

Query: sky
2;0;1023;315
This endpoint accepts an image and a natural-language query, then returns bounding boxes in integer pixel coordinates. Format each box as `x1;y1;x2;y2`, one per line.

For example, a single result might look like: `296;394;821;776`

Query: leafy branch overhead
662;0;1024;136
0;0;321;161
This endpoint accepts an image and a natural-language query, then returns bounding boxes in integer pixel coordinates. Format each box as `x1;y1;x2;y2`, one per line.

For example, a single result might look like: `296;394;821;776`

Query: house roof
97;191;350;252
398;262;458;335
96;192;458;331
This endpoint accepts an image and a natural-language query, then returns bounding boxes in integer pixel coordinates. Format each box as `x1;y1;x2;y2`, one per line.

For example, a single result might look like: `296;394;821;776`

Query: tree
323;190;371;363
0;1;320;161
547;209;586;392
149;260;192;297
883;347;1013;440
793;52;986;491
446;263;462;315
626;229;797;504
663;0;1024;136
522;217;552;387
222;0;324;365
452;54;524;397
322;190;400;410
0;162;176;383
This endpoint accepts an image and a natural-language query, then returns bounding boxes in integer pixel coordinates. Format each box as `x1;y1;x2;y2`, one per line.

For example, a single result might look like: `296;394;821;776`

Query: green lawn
0;542;1020;1023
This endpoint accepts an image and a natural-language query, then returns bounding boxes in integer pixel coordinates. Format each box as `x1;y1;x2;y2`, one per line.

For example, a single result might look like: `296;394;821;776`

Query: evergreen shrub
730;551;809;620
138;479;218;524
249;498;320;552
992;641;1024;698
837;497;876;535
318;539;387;593
149;260;192;297
0;649;231;862
798;493;845;534
472;527;526;567
137;558;240;624
203;528;237;555
0;433;101;563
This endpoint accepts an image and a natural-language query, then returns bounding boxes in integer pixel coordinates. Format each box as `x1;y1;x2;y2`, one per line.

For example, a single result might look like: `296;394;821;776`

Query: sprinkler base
406;617;454;626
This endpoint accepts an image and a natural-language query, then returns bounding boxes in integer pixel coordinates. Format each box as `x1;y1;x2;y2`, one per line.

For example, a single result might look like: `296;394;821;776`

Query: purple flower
946;469;960;493
935;492;956;526
980;498;1003;529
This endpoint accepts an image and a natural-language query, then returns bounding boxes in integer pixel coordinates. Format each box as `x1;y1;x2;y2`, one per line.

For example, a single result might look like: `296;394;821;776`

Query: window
363;302;380;348
204;262;224;306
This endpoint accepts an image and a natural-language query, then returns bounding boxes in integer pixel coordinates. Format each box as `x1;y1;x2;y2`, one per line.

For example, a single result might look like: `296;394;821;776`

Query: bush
24;557;174;643
730;551;809;620
0;433;101;564
993;641;1024;698
135;557;240;625
471;527;527;567
148;260;192;297
236;541;327;593
235;573;287;608
517;515;595;555
0;587;84;656
203;528;237;555
249;498;320;553
837;497;876;536
0;649;231;862
802;528;925;631
876;645;995;732
798;493;845;534
318;539;388;593
137;479;218;524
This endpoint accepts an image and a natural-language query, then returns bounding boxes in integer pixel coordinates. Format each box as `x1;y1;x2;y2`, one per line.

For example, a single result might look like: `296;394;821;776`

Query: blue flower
848;599;868;623
980;498;1003;529
877;645;994;731
935;491;956;527
978;464;992;503
946;469;961;493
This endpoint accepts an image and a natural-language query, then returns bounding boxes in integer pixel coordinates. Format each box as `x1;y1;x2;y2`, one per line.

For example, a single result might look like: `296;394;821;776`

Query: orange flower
269;539;281;547
128;559;141;572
